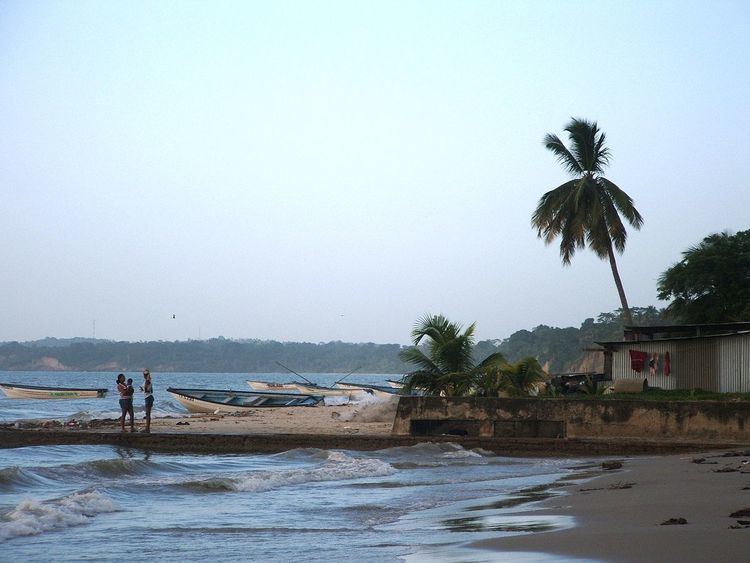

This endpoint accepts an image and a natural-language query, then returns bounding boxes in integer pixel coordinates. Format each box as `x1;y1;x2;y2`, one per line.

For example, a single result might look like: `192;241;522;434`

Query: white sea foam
185;451;396;493
0;490;118;542
441;449;484;459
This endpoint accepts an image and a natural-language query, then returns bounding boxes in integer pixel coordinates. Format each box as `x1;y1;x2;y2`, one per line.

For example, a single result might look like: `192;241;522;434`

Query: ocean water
0;372;589;561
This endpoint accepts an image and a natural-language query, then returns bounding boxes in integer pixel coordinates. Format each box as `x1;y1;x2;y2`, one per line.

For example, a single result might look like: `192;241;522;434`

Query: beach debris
176;421;190;426
714;466;740;473
580;481;635;492
691;457;717;464
602;461;623;470
331;411;341;419
209;417;220;421
729;508;750;518
710;450;750;458
661;518;688;525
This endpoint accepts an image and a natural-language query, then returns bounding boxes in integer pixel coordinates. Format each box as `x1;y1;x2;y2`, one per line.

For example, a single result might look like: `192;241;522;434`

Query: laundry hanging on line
629;350;648;373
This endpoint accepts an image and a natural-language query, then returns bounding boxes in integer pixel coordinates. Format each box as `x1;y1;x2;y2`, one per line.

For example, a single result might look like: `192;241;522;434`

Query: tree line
0;307;664;373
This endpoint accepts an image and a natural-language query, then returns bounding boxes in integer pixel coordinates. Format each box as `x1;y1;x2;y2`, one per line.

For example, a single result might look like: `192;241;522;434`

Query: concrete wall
392;396;750;442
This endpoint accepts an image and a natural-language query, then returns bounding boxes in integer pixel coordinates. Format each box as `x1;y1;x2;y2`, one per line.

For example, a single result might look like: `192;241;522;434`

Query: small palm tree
400;314;506;397
495;357;548;397
532;118;643;325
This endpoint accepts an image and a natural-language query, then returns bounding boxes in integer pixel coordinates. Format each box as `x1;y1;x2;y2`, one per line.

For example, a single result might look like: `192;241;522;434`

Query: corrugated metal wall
610;333;750;393
718;334;750;392
610;341;679;390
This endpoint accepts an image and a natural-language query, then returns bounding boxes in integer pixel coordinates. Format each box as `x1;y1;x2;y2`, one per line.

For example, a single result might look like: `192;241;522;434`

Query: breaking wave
0;490;118;542
179;450;396;493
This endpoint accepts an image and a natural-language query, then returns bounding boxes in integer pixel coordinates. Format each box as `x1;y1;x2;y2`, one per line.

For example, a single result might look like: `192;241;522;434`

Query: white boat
0;382;108;399
334;381;400;400
246;380;299;392
167;387;323;414
386;379;405;389
292;382;370;398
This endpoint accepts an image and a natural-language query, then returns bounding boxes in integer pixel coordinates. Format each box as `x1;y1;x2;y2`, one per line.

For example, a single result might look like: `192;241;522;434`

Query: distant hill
0;307;665;373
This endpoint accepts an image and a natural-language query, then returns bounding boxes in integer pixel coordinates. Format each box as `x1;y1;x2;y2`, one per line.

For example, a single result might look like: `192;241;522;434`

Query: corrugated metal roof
596;331;750;347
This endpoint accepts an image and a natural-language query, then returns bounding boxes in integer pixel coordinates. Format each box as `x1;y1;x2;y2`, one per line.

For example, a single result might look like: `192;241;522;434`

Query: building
597;322;750;393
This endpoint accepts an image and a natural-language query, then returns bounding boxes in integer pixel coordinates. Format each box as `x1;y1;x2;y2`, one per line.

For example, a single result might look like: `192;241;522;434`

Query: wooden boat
0;383;108;399
167;387;323;413
246;380;299;392
292;382;370;398
334;381;400;400
386;379;405;389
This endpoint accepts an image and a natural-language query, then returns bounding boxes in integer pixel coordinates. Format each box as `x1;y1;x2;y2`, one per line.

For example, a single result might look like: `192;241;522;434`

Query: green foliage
657;229;750;323
399;314;506;397
491;357;548;397
579;375;603;395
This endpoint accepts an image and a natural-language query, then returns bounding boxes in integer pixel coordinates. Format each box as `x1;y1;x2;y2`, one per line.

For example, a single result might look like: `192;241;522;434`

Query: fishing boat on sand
0;382;108;399
246;380;299;392
334;381;400;400
292;382;371;398
167;387;323;413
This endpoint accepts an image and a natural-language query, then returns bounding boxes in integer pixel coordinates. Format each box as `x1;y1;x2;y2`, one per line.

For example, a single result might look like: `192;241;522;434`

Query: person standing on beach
140;369;154;433
117;373;134;432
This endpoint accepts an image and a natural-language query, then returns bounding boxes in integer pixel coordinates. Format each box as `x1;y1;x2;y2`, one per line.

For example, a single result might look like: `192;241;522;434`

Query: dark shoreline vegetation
0;307;665;373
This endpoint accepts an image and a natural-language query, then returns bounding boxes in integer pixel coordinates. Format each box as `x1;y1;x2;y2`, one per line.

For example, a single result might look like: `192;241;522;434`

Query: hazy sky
1;1;748;344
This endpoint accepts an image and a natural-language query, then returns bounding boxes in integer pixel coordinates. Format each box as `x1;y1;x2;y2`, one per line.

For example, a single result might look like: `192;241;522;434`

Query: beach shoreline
470;450;750;562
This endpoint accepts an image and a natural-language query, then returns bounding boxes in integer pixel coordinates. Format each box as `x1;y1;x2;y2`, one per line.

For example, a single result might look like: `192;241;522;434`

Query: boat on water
0;383;108;399
246;380;300;392
386;379;405;389
167;387;323;413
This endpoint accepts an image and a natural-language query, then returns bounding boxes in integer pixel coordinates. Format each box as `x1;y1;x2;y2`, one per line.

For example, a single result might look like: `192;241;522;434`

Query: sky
1;0;749;344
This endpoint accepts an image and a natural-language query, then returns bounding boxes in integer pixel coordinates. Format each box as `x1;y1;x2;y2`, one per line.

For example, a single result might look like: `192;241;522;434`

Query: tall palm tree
399;314;506;397
532;118;643;326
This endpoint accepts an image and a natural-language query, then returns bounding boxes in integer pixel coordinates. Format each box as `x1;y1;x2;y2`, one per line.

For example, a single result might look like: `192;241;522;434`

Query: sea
0;371;595;562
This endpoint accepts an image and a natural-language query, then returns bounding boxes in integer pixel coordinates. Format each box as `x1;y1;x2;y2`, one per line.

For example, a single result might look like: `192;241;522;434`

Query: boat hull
246;380;299;392
293;383;368;398
334;382;399;400
0;383;107;400
167;387;322;413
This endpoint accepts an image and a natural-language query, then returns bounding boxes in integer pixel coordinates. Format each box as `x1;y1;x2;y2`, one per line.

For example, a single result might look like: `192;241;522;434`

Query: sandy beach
472;450;750;562
68;397;400;436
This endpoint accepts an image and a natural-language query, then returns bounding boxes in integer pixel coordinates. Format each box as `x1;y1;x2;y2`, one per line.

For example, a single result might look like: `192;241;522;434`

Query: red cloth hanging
629;350;648;373
664;351;671;376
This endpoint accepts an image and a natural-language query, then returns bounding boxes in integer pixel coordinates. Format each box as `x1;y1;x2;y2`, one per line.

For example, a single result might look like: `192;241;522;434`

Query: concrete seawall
392;397;750;442
0;427;743;456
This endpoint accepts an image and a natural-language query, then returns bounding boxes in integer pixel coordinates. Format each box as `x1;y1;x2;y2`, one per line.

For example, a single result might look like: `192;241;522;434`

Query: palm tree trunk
607;245;634;326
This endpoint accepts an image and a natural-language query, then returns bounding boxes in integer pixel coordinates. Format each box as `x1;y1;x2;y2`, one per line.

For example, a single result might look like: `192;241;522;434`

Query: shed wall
610;333;750;393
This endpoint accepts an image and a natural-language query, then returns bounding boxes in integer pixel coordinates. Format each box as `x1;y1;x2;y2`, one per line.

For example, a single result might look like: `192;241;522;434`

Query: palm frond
543;133;582;176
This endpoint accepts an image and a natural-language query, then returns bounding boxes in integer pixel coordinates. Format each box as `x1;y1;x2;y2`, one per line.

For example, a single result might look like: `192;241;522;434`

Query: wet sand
472;450;750;562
